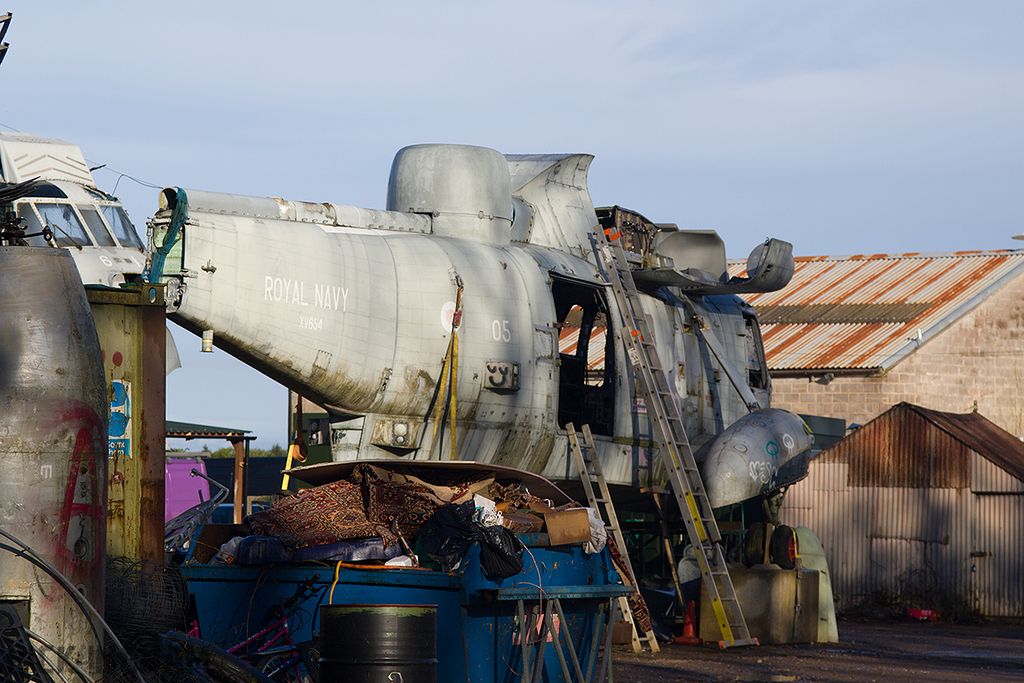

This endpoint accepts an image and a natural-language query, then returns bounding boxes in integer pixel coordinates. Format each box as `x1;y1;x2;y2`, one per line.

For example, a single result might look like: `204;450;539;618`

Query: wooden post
232;438;245;524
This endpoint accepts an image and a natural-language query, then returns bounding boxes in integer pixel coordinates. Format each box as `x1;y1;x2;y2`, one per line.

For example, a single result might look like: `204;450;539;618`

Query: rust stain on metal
819;403;991;488
847;255;1008;368
763;258;844;306
803;323;880;370
733;251;1024;372
140;479;165;561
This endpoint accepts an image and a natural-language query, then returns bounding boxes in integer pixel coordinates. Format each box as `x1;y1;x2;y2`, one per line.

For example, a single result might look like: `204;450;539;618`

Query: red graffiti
50;401;107;599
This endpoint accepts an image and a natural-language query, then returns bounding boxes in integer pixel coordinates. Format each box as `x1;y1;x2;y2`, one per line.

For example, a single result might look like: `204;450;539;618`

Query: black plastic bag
420;501;525;579
419;500;478;572
478;523;525;579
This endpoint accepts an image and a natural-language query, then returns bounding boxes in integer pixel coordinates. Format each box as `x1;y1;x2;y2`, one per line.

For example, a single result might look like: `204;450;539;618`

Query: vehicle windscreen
79;206;117;247
16;204;49;247
101;205;145;250
36;203;91;248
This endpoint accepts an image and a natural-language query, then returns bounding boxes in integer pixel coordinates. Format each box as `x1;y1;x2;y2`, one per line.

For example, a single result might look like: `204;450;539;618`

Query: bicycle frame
227;613;304;681
222;574;322;682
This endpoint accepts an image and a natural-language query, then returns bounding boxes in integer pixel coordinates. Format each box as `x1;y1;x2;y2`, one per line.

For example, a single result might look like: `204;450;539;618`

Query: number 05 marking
492;319;511;342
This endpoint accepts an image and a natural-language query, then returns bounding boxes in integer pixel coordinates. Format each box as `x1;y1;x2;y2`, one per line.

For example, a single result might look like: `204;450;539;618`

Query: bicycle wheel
162;631;277;683
255;652;305;683
298;638;320;683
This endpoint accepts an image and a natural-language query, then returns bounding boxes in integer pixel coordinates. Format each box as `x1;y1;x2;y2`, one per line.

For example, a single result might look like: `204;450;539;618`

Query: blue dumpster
182;533;631;682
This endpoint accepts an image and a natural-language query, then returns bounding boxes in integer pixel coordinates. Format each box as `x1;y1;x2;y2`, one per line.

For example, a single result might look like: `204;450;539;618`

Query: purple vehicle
164;456;229;553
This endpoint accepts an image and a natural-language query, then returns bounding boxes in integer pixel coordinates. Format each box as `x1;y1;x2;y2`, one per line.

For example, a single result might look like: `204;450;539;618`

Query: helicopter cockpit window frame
743;309;770;392
79;205;117;247
100;204;145;250
17;203;47;246
35;202;91;248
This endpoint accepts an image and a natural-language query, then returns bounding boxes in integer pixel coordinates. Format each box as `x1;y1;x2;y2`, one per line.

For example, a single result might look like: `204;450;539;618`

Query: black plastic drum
319;604;437;683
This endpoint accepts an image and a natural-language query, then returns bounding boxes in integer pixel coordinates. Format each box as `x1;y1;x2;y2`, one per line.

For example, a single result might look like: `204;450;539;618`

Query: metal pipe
552;596;586;682
0;528;146;683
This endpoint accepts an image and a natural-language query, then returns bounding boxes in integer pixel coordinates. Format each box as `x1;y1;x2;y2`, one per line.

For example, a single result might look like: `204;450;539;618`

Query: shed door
971;493;1024;617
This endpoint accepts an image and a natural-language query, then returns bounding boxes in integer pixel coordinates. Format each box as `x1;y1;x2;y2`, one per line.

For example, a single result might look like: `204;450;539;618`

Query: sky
2;1;1022;448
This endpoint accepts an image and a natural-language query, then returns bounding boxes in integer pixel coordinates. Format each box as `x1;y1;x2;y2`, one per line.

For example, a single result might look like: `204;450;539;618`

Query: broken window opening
743;311;770;391
553;278;615;436
595;205;659;265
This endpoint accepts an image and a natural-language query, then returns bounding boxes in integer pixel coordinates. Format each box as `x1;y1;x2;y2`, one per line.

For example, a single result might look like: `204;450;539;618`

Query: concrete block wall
769;272;1024;435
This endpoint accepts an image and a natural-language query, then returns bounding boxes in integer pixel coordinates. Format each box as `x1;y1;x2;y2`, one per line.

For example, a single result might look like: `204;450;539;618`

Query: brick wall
768;272;1024;435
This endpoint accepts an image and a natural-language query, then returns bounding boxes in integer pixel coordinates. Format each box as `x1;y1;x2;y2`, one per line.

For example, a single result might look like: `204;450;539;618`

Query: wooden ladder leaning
567;422;660;654
594;226;757;648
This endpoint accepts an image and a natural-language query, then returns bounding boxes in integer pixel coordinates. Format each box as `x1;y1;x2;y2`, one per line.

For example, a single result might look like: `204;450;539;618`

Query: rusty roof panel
818;403;1024;487
761;322;905;371
728;251;1024;372
559;326;607;370
910;404;1024;483
757;302;933;325
819;403;970;488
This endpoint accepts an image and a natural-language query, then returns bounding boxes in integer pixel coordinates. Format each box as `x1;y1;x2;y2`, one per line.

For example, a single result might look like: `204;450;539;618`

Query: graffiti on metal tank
52;401;106;600
748;460;777;485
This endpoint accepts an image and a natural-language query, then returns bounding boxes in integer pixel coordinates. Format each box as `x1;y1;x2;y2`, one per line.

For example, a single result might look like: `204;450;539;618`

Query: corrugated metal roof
908;404;1024;484
166;420;253;440
819;402;1024;486
558;326;607;370
728;250;1024;372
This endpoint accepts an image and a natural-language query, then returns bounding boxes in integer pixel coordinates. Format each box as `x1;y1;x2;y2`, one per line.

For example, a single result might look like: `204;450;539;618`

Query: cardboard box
189;524;246;563
544;508;592;546
502;511;544;534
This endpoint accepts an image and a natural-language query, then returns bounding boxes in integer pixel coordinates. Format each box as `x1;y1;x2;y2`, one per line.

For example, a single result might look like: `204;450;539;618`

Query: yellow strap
448;330;458;460
431;280;463;459
281;443;297;491
431;335;454;448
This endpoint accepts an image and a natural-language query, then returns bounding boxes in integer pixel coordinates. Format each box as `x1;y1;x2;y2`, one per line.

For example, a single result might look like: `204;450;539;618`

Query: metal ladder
594;226;756;648
567;423;660;654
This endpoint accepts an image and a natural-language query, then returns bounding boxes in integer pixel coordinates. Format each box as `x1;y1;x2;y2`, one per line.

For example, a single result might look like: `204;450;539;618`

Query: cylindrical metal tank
387;144;512;245
0;246;107;678
319;603;437;683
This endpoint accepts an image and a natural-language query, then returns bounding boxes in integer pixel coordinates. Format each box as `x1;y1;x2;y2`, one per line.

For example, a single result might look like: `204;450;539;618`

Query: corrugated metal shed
728;251;1024;373
820;403;972;488
781;402;1024;617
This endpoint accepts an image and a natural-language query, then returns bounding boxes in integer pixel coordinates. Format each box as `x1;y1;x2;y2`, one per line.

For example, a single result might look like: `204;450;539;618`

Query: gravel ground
612;619;1024;682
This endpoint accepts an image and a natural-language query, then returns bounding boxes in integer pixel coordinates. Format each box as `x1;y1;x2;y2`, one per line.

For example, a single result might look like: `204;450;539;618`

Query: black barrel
319;604;437;683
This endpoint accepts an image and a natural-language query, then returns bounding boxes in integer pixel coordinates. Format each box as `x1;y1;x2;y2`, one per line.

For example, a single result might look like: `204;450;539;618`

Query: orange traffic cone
673;600;703;645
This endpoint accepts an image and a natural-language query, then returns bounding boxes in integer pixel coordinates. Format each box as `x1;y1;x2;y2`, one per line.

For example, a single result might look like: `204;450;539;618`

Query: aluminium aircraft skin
0;132;183;374
0;132;148;285
147;144;811;505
